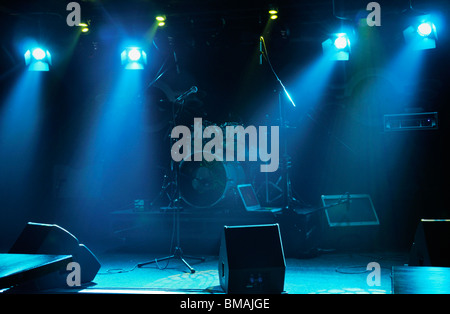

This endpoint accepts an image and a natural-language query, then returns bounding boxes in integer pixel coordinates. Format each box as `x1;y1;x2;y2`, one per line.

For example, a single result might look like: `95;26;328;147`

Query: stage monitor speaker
409;219;450;267
9;222;101;283
218;224;286;294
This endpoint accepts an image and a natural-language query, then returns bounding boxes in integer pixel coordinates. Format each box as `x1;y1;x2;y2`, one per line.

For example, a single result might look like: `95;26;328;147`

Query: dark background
0;0;449;252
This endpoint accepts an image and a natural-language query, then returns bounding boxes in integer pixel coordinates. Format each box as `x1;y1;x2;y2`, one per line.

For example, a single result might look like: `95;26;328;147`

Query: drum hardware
178;157;246;209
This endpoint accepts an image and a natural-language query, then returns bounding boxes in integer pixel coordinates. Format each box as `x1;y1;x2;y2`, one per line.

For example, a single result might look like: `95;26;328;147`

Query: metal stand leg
138;86;205;273
137;209;204;273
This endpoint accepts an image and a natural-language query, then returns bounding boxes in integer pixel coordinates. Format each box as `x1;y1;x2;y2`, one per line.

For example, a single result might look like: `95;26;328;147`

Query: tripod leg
137;255;175;268
179;256;196;273
173;247;204;273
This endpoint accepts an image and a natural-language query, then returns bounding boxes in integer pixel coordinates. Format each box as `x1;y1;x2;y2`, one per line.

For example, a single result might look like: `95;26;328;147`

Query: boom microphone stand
259;36;298;211
138;86;204;273
259;37;354;211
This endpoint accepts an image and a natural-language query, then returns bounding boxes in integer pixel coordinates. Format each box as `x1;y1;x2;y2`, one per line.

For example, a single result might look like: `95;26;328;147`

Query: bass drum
178;156;245;208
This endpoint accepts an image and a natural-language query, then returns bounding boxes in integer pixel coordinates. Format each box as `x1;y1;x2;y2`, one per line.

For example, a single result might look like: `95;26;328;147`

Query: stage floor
61;249;408;294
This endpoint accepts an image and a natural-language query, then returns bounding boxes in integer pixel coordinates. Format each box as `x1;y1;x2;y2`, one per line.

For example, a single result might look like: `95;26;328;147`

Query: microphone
259;36;263;65
176;86;198;103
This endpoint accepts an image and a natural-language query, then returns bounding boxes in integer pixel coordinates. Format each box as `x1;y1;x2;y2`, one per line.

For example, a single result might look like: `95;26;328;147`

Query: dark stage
1;0;450;300
18;250;405;294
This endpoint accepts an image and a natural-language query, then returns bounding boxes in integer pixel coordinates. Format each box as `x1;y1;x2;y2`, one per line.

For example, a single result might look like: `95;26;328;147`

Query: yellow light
81;27;89;33
156;15;166;22
158;21;165;27
79;23;88;27
268;9;278;15
270;14;278;20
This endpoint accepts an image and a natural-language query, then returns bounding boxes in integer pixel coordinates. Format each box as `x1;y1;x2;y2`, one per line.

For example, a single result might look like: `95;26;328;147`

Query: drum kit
138;39;300;271
137;82;296;273
144;84;261;211
137;85;256;272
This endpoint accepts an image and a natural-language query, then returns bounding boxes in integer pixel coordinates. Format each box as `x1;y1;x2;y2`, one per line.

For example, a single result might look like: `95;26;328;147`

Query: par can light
417;22;433;37
24;47;52;71
121;47;147;70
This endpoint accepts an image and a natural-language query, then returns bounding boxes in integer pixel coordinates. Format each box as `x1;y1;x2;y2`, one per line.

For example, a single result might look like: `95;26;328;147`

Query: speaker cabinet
218;224;286;294
409;219;450;267
9;222;101;283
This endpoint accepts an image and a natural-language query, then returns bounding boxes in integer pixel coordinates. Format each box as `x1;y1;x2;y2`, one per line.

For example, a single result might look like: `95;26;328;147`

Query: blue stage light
334;34;349;50
322;33;351;61
31;48;46;60
403;15;438;50
121;47;147;70
128;48;141;61
417;22;433;37
24;47;51;71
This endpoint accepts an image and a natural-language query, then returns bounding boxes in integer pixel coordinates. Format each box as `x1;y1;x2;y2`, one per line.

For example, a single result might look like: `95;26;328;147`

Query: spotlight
155;15;166;22
334;34;349;50
322;33;351;61
79;22;90;33
403;15;437;50
127;48;141;61
268;5;278;19
121;47;147;70
417;22;433;37
32;48;46;60
24;47;52;71
156;15;166;27
268;5;278;14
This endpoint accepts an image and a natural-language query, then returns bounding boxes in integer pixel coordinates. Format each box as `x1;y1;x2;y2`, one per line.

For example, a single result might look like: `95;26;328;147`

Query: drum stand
138;92;204;274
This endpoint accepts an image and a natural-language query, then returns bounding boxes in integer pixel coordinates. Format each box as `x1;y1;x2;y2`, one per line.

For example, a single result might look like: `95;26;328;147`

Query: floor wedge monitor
218;223;286;294
9;222;100;284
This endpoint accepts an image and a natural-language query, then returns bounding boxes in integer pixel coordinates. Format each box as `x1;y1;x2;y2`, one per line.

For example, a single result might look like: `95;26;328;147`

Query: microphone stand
259;38;353;211
260;36;297;211
276;90;291;210
138;87;204;273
